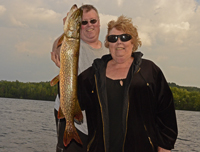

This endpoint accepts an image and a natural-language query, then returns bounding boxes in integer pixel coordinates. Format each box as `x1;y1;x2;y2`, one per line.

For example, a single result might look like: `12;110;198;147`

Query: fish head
64;4;82;39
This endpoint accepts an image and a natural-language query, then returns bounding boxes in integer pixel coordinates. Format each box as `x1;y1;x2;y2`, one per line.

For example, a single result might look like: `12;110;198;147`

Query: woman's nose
116;37;122;43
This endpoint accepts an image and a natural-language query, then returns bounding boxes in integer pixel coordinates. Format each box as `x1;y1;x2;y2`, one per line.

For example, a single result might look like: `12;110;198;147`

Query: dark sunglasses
107;34;132;43
81;19;98;25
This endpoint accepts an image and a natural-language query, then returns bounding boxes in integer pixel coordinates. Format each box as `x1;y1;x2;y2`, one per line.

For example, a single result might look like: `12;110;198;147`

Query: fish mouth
63;5;82;37
68;4;78;16
72;4;78;9
70;4;78;11
65;5;82;23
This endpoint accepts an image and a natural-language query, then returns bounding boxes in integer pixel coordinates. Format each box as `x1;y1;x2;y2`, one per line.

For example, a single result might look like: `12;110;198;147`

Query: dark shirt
106;77;125;152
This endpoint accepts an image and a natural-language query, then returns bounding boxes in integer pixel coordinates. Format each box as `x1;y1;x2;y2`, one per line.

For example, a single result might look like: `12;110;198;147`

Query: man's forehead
82;9;98;19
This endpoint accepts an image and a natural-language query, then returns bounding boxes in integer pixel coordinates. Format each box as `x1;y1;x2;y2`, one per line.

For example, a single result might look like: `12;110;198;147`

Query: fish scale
51;4;83;147
60;10;83;147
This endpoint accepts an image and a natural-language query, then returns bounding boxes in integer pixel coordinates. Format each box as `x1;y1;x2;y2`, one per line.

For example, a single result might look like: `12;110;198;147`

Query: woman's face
108;28;134;63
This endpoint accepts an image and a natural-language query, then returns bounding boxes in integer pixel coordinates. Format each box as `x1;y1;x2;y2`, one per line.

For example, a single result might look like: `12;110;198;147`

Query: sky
0;0;200;88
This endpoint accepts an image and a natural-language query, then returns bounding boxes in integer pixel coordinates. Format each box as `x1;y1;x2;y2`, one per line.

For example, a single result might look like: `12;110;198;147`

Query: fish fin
57;106;65;119
74;110;83;124
57;33;65;47
74;99;83;123
50;75;60;86
63;126;83;147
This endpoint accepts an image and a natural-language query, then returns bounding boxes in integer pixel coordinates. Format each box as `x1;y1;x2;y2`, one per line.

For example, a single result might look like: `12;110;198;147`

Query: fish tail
63;126;83;147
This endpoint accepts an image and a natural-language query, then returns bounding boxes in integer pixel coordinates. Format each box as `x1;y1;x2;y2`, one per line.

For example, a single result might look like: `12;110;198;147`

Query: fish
50;4;83;147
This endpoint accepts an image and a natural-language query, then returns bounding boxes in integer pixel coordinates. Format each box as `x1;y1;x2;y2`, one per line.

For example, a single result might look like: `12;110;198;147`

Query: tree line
168;83;200;111
0;80;57;101
0;80;200;111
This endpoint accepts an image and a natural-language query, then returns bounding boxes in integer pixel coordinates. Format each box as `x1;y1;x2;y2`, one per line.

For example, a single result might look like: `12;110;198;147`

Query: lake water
0;98;199;152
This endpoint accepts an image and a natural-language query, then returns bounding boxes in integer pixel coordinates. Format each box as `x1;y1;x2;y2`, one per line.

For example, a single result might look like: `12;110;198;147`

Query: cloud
1;2;62;29
166;65;200;87
26;7;60;21
99;13;118;28
117;0;124;6
139;32;152;46
155;55;168;62
10;16;28;27
0;5;6;15
152;0;197;22
159;22;190;33
14;35;52;56
133;0;200;49
1;0;200;87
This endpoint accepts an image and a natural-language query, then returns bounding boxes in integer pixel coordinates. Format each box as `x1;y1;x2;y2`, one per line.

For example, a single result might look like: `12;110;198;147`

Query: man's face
80;9;100;43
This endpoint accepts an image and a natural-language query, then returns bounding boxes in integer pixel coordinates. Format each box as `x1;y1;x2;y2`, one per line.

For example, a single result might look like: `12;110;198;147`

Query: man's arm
51;35;62;68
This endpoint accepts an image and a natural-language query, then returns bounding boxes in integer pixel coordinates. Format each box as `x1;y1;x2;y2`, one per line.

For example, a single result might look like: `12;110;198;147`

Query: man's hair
80;4;99;18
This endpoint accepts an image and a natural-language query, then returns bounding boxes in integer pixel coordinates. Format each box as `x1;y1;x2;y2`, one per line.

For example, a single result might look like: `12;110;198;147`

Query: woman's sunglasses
107;34;132;43
81;19;98;25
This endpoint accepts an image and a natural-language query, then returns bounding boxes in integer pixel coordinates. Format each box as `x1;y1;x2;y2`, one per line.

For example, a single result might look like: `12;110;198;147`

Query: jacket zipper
87;75;106;152
144;125;155;151
122;68;139;151
122;99;129;152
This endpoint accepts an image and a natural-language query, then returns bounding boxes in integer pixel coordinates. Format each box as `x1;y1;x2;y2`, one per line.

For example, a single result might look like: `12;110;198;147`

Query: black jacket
78;52;178;152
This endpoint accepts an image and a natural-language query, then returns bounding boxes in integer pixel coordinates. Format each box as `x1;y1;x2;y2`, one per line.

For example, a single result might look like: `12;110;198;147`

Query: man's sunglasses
107;34;132;43
81;19;98;25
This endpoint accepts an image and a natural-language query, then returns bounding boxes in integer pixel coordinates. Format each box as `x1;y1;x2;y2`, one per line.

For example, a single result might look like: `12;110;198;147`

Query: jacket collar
92;51;143;71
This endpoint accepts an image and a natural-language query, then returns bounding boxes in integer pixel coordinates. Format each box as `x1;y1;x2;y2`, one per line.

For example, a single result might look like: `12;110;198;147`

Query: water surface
0;98;199;151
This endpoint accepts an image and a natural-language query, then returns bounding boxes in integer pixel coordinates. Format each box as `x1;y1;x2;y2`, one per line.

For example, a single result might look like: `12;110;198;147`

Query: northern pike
50;4;83;147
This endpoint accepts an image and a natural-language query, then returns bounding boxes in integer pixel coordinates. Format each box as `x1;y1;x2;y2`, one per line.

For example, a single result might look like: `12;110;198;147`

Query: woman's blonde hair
104;15;142;52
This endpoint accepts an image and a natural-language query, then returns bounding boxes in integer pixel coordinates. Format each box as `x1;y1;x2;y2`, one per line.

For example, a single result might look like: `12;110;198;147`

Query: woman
78;15;178;152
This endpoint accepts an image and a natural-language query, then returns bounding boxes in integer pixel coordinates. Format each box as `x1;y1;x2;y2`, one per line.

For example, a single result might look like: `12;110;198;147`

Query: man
51;4;108;152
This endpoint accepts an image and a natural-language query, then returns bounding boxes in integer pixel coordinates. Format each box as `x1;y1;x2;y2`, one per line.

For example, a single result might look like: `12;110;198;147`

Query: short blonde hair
80;4;99;18
104;15;142;52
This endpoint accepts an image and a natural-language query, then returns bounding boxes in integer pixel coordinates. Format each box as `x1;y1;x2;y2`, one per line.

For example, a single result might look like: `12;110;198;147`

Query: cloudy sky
0;0;200;88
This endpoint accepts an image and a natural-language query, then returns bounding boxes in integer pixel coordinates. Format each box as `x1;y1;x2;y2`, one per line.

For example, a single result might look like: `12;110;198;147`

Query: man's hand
158;146;171;152
51;52;60;68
